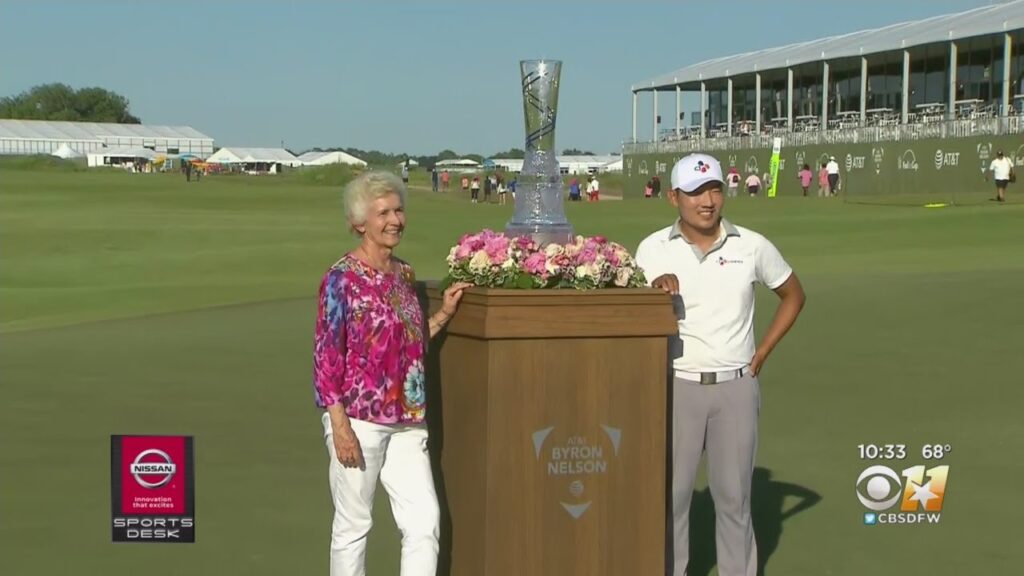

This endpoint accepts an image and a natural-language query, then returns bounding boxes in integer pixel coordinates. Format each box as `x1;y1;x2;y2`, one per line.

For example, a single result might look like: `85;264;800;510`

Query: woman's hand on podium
441;282;473;315
651;274;680;294
431;282;473;337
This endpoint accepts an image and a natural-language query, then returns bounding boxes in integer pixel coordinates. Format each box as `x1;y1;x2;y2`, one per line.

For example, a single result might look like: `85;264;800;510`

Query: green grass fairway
2;168;1023;575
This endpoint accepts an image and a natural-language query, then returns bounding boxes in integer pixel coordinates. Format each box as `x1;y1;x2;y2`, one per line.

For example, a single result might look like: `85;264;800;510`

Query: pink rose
523;252;548;276
578;246;599;265
455;243;473;259
484;236;510;264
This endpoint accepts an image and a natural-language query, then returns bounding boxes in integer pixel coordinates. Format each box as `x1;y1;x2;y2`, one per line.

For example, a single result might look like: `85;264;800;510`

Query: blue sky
0;0;1000;155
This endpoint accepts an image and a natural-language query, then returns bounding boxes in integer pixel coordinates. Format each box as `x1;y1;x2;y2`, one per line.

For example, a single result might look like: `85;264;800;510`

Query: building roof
635;0;1024;91
0;119;212;141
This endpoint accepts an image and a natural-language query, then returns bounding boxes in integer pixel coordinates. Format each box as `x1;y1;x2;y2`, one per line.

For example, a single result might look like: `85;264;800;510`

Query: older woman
313;171;470;576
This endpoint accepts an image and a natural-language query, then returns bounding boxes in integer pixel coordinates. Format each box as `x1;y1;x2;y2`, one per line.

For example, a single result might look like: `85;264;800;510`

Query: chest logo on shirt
717;256;744;266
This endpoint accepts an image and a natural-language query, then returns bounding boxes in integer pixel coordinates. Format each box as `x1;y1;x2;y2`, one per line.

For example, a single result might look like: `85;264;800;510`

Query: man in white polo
825;155;840;196
636;153;806;576
986;148;1014;202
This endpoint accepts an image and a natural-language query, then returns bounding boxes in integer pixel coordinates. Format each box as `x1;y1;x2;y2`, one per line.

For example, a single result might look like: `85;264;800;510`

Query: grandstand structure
622;2;1024;203
626;1;1024;155
0;119;214;157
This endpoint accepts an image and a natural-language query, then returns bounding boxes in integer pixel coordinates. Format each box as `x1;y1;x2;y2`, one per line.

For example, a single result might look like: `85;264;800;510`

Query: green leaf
515;274;535;289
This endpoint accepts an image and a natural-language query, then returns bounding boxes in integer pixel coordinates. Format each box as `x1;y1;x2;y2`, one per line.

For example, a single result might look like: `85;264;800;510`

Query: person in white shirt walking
636;153;806;576
986;149;1014;203
825;156;840;196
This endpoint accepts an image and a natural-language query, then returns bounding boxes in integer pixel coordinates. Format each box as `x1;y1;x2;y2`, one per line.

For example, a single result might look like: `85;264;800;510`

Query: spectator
497;181;508;205
817;162;829;198
461;175;469;194
745;172;762;197
725;167;741;198
441;170;450;192
798;164;813;197
826;156;840;196
431;169;439;192
483;174;492;203
401;162;410;184
645;179;654;199
569;177;582;201
470;176;480;203
587;175;600;202
986;149;1014;203
652;175;662;198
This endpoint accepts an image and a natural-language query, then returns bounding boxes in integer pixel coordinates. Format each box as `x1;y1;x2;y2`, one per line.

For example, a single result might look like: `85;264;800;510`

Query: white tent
602;158;624;173
86;147;158;167
0;119;213;157
51;143;83;159
558;155;619;175
299;150;367;167
486;159;522;172
206;147;303;168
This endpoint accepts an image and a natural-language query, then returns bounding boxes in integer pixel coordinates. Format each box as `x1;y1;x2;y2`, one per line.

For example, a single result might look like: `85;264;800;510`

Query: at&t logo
856;464;949;525
934;149;960;170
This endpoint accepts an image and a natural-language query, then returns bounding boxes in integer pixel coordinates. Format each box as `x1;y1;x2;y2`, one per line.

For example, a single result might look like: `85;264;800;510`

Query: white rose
575;263;600;279
544;243;564;258
545;260;561;275
615;267;632;287
501;256;516;270
469;250;491;272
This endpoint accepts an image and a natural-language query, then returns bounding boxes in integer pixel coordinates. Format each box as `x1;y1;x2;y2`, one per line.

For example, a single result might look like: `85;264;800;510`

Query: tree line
0;83;141;124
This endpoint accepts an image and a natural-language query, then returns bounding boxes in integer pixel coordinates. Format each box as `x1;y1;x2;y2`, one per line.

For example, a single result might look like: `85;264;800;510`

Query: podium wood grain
425;286;677;576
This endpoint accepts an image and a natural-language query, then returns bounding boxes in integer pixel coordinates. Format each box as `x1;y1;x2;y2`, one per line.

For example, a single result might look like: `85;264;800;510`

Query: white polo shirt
990;157;1013;180
635;219;793;373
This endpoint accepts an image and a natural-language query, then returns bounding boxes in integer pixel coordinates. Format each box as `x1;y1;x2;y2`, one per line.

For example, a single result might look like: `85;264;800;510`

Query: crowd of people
646;158;846;199
426;168;602;204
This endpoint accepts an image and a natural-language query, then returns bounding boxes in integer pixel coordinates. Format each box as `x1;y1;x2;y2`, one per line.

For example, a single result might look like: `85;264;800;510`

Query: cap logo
693;160;711;173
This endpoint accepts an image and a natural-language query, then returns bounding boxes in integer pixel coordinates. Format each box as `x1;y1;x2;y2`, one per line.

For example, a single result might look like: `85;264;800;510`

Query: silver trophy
506;60;574;245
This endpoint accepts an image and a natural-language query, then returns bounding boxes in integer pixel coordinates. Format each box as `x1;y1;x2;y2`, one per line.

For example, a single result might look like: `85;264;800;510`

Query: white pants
321;413;439;576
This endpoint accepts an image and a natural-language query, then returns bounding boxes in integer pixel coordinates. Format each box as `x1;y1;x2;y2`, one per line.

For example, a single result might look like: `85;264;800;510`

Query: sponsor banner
111;435;195;543
768;137;782;198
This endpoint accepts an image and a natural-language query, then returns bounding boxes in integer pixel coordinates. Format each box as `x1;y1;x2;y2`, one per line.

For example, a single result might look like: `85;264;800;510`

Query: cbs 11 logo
856;465;949;525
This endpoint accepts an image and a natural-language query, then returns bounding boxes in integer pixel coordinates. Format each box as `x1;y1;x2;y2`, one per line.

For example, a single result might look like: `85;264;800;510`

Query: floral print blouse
313;254;427;424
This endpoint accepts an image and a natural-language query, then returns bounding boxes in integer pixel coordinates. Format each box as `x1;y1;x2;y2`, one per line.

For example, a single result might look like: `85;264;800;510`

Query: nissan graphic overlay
111;435;195;542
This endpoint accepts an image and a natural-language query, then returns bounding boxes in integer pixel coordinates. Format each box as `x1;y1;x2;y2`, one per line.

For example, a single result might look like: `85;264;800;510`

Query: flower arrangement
445;229;647;290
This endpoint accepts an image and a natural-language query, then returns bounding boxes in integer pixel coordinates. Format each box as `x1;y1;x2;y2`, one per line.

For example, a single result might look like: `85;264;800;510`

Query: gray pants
671;373;759;576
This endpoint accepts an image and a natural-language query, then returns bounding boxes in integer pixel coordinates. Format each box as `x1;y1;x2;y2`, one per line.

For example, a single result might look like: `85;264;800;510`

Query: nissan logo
130;449;176;489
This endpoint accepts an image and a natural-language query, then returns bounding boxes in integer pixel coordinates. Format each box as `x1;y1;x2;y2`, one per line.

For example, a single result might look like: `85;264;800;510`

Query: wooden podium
424;286;678;576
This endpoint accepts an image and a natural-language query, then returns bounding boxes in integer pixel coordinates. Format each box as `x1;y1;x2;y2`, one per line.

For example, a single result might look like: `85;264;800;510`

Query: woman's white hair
343;171;407;235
